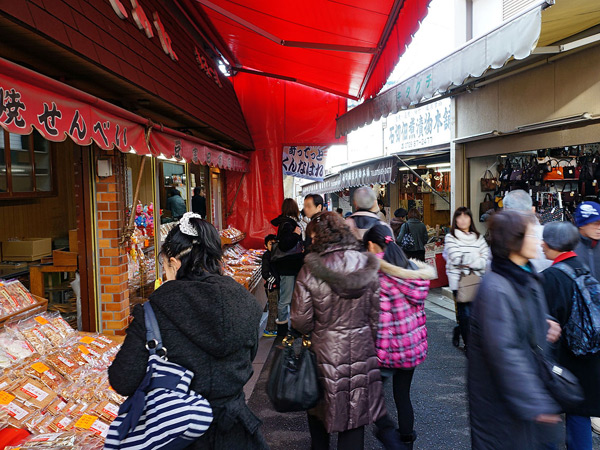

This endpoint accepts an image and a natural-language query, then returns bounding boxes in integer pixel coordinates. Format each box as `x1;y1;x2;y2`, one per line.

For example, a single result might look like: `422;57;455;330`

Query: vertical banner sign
282;146;328;181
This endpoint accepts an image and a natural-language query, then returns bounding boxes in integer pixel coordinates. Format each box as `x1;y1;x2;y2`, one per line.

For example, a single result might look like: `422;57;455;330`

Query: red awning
184;0;430;100
0;57;249;172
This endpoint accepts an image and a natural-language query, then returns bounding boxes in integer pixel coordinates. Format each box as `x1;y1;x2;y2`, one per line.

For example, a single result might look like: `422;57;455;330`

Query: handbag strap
143;302;165;358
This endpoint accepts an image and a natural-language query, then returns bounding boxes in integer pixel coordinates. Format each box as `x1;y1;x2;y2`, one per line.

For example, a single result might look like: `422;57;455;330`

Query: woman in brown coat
291;212;387;450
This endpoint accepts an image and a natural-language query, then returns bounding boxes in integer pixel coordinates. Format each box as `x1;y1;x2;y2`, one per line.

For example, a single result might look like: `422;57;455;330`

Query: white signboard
282;146;328;181
384;98;451;154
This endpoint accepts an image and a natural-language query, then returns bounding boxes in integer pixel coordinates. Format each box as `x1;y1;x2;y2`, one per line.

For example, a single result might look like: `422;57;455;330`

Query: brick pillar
95;149;130;335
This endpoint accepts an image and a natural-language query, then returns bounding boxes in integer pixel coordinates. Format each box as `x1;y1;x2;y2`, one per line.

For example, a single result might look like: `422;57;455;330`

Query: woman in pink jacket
364;224;436;450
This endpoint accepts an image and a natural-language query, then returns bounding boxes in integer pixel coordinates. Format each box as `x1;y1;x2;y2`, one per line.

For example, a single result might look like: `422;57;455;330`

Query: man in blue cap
574;202;600;281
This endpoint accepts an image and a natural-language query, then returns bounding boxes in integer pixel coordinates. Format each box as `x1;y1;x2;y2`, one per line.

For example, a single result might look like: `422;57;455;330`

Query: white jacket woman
445;207;490;349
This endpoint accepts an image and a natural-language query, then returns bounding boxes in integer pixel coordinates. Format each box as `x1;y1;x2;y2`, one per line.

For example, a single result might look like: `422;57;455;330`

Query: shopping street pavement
246;289;600;449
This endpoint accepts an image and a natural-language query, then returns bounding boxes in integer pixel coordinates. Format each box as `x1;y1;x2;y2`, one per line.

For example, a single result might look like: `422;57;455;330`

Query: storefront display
0;283;123;446
470;144;600;226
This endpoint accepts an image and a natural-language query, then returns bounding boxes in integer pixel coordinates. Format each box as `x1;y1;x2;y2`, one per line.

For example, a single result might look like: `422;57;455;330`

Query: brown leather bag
480;170;498;192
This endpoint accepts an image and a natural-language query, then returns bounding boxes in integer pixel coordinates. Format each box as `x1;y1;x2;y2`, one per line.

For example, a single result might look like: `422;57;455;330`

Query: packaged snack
71;413;111;438
12;376;57;409
4;431;104;449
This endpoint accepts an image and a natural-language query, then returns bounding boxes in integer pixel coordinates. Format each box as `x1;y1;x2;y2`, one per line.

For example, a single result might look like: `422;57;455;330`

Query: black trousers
374;368;416;436
307;413;365;450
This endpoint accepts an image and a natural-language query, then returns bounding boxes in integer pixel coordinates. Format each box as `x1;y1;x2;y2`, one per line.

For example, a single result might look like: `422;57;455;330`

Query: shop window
0;129;55;198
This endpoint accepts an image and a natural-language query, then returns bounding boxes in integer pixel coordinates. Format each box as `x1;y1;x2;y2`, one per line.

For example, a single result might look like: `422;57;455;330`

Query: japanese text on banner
282;146;328;181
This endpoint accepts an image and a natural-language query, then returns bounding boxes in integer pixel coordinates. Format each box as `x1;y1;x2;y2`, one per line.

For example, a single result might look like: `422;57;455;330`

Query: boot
375;427;405;450
398;431;417;450
452;325;460;347
276;322;288;338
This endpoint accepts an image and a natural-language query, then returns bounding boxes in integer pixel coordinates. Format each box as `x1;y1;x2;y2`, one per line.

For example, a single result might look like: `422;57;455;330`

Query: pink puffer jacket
376;258;435;369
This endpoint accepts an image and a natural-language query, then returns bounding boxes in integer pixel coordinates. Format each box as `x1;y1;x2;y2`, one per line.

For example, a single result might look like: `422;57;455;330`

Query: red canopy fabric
226;73;346;248
187;0;430;100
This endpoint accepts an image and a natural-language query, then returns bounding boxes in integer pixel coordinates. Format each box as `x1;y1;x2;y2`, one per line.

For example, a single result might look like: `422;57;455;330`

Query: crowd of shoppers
108;182;600;450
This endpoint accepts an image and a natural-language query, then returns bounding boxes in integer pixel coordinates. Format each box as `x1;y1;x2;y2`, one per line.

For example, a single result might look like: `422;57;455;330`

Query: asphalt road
247;301;600;449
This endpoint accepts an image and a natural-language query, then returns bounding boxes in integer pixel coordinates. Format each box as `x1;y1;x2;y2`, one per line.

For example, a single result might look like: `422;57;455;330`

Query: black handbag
267;333;321;412
523;306;583;411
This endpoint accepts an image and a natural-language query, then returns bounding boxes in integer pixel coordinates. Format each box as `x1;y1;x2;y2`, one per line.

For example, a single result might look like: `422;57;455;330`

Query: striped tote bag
104;302;213;450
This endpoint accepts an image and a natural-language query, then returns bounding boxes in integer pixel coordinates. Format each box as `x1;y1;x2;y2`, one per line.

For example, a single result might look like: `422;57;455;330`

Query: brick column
95;149;130;335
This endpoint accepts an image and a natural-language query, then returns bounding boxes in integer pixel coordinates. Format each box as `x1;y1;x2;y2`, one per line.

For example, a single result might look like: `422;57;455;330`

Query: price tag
34;316;49;325
78;345;90;355
75;414;98;429
79;336;95;344
31;362;50;373
0;390;15;405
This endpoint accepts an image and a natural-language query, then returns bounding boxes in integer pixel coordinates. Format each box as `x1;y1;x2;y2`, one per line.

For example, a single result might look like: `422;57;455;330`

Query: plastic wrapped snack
4;431;105;449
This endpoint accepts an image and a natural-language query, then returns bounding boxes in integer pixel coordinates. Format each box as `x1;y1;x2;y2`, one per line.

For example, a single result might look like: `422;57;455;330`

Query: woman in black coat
541;221;600;450
468;210;562;449
108;213;267;449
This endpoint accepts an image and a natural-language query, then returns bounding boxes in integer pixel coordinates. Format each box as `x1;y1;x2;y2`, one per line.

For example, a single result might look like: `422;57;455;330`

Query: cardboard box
2;238;52;262
69;229;78;253
52;250;78;267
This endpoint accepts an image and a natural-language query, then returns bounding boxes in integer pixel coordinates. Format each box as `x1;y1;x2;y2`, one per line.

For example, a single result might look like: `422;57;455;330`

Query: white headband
179;212;203;237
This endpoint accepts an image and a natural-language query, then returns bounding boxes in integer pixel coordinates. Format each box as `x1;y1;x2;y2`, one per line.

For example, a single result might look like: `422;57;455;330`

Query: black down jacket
468;257;560;450
108;273;267;449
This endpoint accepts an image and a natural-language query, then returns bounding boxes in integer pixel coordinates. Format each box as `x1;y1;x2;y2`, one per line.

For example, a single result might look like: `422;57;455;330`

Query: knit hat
394;208;408;218
575;202;600;227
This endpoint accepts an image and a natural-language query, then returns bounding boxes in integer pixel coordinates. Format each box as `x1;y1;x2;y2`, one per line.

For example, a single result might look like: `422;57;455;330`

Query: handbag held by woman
104;303;213;450
457;271;481;303
267;333;321;412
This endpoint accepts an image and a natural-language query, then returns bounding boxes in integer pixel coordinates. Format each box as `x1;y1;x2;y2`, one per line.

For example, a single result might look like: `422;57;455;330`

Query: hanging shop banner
150;132;249;172
282;146;328;181
384;98;452;154
302;156;397;195
0;68;148;154
0;57;249;172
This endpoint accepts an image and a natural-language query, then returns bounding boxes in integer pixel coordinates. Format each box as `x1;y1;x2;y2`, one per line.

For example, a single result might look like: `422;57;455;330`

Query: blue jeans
566;415;592;450
277;275;295;324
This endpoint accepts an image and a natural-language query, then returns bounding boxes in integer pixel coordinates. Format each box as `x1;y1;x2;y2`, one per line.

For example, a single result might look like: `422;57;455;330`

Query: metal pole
394;155;450;205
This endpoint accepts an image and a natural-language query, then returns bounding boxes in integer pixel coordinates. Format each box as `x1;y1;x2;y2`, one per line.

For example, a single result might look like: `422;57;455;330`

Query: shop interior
469;143;600;232
0;130;87;329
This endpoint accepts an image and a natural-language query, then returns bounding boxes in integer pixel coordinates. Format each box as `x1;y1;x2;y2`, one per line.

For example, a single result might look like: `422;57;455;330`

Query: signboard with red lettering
0;59;249;172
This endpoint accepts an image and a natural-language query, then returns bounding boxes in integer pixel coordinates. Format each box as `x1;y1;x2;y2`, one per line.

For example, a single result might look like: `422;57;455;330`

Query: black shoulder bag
522;296;583;411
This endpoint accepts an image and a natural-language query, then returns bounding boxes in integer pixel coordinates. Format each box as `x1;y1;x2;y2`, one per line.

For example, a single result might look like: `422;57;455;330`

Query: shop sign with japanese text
384;98;451;154
282;146;328;181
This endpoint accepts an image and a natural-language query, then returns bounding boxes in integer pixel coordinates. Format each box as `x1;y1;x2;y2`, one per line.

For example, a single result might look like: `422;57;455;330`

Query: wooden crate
0;295;48;328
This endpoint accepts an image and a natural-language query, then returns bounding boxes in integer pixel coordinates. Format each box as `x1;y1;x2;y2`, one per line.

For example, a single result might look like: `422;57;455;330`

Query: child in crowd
261;234;280;337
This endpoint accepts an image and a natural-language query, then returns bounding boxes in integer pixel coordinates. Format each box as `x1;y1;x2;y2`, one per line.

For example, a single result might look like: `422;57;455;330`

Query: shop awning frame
0;57;250;172
336;0;556;137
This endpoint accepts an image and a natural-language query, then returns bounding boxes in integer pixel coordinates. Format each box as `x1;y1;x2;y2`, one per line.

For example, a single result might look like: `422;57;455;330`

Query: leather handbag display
457;271;481;303
561;183;580;204
267;333;321;412
479;193;495;221
544;159;564;181
561;159;577;179
480;169;498;191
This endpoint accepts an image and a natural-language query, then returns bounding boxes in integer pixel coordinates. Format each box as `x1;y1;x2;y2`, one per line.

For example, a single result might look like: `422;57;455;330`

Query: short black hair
305;194;324;210
489;210;535;260
264;234;277;247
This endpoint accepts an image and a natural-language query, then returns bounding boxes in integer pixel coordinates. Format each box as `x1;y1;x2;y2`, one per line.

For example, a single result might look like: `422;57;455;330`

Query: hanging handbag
561;159;576;179
544;159;564;181
457;270;481;303
509;158;524;181
267;333;321;412
479;193;495;221
480;170;498;192
105;302;213;450
522;298;583;411
561;183;580;204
